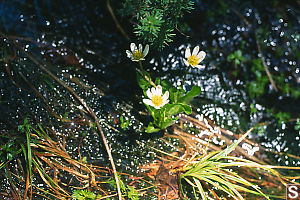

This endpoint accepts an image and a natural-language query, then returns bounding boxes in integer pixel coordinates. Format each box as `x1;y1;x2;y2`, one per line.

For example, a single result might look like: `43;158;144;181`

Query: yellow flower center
132;50;144;60
151;95;163;107
188;55;200;67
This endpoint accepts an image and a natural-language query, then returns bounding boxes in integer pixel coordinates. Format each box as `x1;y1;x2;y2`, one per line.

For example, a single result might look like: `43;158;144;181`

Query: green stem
137;61;156;87
182;66;192;89
138;61;144;72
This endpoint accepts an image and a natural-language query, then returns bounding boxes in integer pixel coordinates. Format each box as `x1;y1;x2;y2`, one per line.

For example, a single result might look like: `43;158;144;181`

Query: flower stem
182;66;191;89
136;62;156;87
139;61;144;72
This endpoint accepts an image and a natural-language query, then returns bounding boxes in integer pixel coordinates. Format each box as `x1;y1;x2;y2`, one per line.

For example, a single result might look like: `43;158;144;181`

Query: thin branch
106;0;130;40
175;26;190;38
255;32;278;92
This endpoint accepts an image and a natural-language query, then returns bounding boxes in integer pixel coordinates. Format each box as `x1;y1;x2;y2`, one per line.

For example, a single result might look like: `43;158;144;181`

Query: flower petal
151;87;156;95
153;105;161;109
130;43;136;52
143;99;154;107
185;47;191;58
143;44;149;57
197;51;206;62
192;46;200;56
162;91;169;101
163;99;169;106
146;88;152;99
156;85;162;96
195;64;205;69
138;44;142;52
183;58;189;66
126;50;132;57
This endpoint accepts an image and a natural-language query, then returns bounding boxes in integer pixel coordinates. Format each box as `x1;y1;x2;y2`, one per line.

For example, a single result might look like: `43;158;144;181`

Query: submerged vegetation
0;0;299;199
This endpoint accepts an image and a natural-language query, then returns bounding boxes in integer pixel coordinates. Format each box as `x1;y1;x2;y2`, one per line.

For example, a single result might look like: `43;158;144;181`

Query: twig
106;0;130;40
227;5;251;27
255;32;278;92
175;26;190;38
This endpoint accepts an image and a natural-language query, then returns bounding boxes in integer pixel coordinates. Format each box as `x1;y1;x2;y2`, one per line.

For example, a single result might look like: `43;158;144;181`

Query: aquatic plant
127;43;203;133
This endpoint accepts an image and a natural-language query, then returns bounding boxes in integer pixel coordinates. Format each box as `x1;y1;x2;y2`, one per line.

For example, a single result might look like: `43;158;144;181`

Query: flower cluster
127;43;205;110
126;42;205;132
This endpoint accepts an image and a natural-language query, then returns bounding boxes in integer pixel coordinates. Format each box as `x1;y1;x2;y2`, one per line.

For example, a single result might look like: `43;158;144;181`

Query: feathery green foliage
120;0;194;49
72;190;98;200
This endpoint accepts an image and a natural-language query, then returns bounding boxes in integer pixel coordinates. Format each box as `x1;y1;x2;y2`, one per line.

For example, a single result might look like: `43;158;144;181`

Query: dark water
0;0;299;198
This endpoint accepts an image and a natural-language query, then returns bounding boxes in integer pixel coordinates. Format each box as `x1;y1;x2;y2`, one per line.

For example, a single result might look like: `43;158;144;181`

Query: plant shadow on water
0;0;299;199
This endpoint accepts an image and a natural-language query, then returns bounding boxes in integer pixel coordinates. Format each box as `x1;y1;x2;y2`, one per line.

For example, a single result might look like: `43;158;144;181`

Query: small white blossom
126;43;149;62
143;85;169;109
183;46;206;68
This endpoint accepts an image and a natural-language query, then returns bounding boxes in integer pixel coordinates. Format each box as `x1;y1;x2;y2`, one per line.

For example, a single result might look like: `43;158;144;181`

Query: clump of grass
179;128;272;199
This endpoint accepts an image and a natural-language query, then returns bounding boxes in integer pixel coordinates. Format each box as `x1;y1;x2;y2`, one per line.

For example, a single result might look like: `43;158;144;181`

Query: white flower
183;46;206;68
126;43;149;62
143;85;169;109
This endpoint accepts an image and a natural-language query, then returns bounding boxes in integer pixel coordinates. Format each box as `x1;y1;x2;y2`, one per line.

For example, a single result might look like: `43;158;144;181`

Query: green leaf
168;87;183;103
127;186;139;200
72;189;96;200
181;104;192;114
193;177;207;200
144;104;159;121
120;116;129;130
178;86;201;104
145;122;161;133
164;104;184;116
164;103;192;117
236;49;242;58
160;117;178;129
234;59;241;65
227;54;234;61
